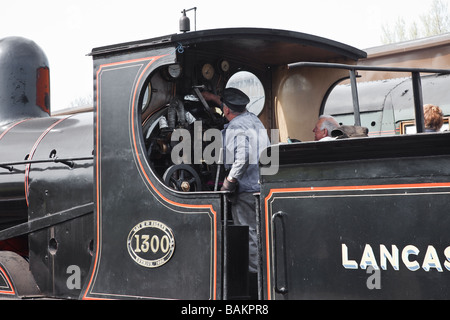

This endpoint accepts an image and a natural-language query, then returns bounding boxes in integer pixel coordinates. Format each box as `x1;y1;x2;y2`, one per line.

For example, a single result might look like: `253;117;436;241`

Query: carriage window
226;71;265;116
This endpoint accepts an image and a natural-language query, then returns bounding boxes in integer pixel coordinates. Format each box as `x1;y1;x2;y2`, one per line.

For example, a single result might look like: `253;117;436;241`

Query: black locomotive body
0;28;449;300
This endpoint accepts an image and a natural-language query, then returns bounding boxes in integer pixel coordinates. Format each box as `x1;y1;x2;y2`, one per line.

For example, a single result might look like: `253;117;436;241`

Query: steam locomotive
1;25;450;300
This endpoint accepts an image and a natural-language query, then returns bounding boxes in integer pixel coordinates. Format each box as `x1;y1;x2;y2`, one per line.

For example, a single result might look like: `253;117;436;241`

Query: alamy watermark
66;265;81;290
366;266;381;290
170;121;280;175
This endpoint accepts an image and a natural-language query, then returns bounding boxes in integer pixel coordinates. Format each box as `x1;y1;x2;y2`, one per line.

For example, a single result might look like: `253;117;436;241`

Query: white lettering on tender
341;244;358;269
342;243;450;272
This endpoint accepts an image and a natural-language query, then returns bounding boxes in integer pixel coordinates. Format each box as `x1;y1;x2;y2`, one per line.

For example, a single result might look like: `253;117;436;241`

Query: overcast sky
0;0;448;111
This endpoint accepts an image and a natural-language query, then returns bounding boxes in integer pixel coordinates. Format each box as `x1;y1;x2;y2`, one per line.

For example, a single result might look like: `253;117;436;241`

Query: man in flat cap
202;88;269;293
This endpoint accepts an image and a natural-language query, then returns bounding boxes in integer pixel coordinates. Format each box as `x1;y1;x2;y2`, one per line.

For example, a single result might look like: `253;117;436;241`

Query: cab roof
90;28;367;65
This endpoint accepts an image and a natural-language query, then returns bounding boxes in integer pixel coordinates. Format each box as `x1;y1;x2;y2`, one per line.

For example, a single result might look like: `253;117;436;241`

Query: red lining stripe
0;265;15;295
0;118;30;141
24;117;70;206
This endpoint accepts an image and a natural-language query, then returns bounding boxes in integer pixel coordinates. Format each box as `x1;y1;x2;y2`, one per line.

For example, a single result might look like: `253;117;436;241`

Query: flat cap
221;88;250;112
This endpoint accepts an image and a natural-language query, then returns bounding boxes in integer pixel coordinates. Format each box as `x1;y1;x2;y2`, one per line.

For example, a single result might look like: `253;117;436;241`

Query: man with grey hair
313;115;339;141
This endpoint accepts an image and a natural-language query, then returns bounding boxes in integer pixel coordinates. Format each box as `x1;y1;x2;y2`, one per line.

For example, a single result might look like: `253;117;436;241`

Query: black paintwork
2;29;448;300
261;133;450;299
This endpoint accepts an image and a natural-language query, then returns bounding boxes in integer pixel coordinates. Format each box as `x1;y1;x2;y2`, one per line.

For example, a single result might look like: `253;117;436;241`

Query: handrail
0;156;93;171
288;61;450;74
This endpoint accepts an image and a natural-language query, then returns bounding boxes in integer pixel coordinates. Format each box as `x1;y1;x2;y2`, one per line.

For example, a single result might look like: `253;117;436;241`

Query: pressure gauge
220;60;230;73
202;63;215;80
167;64;182;79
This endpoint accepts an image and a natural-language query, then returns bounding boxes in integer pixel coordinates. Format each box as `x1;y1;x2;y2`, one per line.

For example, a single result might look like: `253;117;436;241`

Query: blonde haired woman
424;104;444;132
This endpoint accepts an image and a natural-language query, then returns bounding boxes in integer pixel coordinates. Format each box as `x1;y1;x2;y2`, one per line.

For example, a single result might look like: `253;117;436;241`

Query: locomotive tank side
0;112;94;298
26;112;94;299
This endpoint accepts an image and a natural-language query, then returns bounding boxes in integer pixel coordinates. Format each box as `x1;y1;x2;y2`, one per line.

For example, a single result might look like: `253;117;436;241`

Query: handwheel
162;164;202;192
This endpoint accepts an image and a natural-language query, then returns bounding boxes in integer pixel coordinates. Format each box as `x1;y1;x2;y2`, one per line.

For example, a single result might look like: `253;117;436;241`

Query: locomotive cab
83;28;366;300
123;30;367;193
